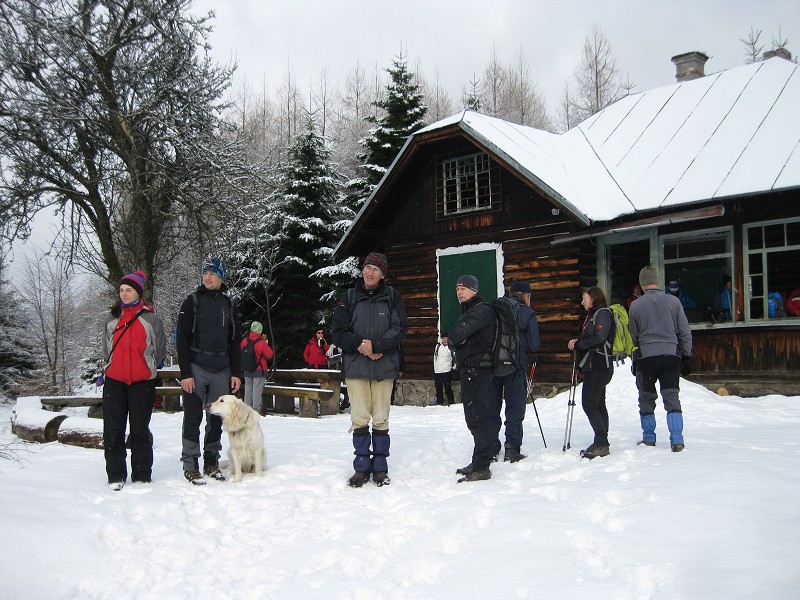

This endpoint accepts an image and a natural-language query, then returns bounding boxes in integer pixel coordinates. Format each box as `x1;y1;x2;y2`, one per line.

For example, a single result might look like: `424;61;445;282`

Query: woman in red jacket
101;270;166;490
303;328;330;369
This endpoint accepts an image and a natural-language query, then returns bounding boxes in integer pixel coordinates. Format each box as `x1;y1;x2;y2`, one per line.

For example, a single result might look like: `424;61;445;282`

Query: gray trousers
180;364;230;470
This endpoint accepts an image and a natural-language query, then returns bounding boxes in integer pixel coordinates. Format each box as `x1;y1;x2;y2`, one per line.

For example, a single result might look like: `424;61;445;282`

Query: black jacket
448;294;496;373
575;304;614;373
176;285;241;378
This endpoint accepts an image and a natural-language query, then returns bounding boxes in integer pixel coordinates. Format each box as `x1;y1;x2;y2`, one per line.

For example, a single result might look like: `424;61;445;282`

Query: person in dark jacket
240;321;273;414
102;270;166;490
303;328;330;369
488;281;541;463
176;258;242;485
629;265;693;452
331;252;408;488
448;275;497;483
568;286;614;459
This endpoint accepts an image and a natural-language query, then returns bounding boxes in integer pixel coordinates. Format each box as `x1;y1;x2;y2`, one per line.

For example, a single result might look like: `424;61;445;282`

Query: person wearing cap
331;252;408;488
240;321;274;414
303;327;330;369
667;280;697;310
101;270;167;490
448;275;497;482
433;334;455;406
176;258;242;484
629;265;693;452
488;281;541;463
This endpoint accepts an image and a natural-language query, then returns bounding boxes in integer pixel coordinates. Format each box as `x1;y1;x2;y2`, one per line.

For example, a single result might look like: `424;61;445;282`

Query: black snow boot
458;468;491;483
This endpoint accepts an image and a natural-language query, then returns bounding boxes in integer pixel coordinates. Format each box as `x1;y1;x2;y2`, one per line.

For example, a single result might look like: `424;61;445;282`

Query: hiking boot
109;481;125;491
458;468;491;483
581;445;610;459
184;469;206;486
203;465;227;482
456;463;475;476
637;440;656;447
348;472;370;487
373;472;391;487
671;444;685;453
504;447;527;463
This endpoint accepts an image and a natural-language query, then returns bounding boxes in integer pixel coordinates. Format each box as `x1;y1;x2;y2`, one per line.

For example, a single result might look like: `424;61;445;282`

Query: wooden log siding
385;219;590;384
692;327;800;373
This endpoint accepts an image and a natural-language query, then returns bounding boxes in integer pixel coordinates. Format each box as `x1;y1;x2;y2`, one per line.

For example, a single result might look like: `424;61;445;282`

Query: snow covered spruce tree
0;0;256;292
236;113;344;366
0;262;37;401
359;50;429;187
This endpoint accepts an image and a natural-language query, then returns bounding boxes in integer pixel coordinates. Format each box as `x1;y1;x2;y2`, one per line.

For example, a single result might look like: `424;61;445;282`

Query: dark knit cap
456;275;479;292
120;270;146;297
363;252;388;274
510;281;532;294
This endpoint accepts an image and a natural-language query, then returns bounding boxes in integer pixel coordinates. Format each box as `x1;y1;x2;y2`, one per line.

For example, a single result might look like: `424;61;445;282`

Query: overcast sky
192;0;798;110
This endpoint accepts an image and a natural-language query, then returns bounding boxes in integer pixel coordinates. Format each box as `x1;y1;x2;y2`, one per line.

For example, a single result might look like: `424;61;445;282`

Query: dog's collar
230;411;250;434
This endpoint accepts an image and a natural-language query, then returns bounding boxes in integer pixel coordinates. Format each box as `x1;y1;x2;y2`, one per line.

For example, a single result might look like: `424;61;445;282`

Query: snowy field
1;368;798;600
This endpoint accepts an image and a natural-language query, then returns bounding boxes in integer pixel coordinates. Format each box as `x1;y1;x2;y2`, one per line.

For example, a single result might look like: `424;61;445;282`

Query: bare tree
481;45;506;117
573;25;623;121
556;80;580;133
0;0;257;292
419;68;455;123
740;27;765;64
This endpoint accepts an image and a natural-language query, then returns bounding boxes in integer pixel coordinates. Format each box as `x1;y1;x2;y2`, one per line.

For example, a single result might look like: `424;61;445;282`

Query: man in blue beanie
176;258;242;484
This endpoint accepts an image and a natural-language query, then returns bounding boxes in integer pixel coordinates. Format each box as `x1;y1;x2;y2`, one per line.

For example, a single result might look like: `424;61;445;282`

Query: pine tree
236;113;343;366
0;265;37;401
359;51;429;187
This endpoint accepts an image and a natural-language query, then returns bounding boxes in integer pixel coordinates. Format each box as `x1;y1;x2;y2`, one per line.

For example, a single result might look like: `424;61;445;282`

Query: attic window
436;152;500;218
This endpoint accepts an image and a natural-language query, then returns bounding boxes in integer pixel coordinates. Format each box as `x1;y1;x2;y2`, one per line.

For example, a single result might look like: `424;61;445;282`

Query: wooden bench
262;369;341;418
40;396;104;418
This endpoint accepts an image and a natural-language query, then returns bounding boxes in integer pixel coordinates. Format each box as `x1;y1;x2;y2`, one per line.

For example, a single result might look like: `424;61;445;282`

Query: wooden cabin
335;55;800;397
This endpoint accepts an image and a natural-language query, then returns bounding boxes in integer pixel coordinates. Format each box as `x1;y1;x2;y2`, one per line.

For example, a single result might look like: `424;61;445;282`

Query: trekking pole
526;361;546;448
562;354;578;452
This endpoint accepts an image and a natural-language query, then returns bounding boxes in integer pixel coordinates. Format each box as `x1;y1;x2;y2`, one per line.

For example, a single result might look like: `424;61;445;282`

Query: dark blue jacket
575;304;614;373
514;297;540;369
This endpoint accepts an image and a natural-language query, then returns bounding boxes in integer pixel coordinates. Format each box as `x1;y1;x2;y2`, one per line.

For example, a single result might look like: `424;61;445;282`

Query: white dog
208;395;266;482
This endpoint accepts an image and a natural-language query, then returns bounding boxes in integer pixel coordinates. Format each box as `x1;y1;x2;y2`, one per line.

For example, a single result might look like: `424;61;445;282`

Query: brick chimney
671;51;709;82
763;47;792;61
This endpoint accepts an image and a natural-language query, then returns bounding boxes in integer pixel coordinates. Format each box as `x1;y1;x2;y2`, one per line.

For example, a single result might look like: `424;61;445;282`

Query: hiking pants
488;368;527;454
244;375;266;412
581;370;612;447
103;376;156;484
434;371;455;405
181;364;230;470
635;355;682;414
460;369;495;470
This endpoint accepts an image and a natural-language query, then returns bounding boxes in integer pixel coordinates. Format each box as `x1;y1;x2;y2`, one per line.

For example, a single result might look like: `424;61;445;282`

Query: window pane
748;253;763;275
664;243;677;260
787;221;800;246
748;226;763;250
750;274;763;297
750;297;764;319
764;224;785;248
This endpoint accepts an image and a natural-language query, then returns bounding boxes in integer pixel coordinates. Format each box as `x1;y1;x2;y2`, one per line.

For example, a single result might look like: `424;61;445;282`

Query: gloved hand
680;355;692;377
631;359;637;377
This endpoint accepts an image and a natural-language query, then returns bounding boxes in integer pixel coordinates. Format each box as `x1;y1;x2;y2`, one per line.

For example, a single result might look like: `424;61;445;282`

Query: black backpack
483;297;521;377
241;337;259;372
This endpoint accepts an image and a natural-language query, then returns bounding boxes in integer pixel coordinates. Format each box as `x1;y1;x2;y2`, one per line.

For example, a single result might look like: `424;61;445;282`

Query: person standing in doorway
448;275;497;483
488;281;540;463
433;334;455;406
102;270;167;490
303;328;330;369
629;266;693;452
176;258;242;485
331;252;408;488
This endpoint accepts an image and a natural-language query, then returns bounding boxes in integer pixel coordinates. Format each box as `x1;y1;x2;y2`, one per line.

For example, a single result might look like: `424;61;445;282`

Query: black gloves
680;355;692;377
631;359;637;376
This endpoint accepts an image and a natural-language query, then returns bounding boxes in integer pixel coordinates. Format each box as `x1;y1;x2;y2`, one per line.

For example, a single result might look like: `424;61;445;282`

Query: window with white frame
436;152;501;218
662;228;734;324
744;218;800;320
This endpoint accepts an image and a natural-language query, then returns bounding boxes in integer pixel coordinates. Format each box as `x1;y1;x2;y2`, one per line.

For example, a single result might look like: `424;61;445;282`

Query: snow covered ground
1;368;798;600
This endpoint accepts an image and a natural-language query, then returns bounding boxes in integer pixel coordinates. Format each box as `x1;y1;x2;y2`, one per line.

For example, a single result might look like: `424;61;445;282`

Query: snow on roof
418;57;800;223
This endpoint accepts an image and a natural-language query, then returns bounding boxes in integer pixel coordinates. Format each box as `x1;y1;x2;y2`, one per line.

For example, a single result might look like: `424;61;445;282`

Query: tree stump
56;416;104;449
12;409;68;443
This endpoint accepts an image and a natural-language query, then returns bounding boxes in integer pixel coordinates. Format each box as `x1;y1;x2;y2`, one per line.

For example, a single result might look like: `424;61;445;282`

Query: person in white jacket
433;334;455;406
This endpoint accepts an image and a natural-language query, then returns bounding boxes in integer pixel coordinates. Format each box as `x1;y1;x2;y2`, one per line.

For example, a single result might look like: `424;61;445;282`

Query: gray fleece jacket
629;288;692;358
